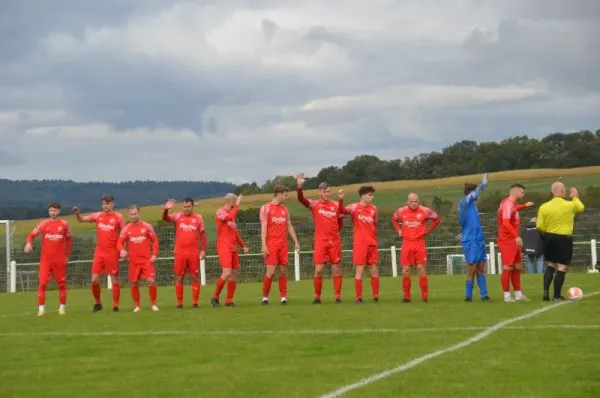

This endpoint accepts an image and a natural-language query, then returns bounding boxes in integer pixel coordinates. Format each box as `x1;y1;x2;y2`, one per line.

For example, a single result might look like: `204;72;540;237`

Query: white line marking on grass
317;291;600;398
1;324;600;338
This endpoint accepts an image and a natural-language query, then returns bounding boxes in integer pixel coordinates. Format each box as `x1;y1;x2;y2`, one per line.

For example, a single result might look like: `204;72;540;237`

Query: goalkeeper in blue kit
458;173;490;301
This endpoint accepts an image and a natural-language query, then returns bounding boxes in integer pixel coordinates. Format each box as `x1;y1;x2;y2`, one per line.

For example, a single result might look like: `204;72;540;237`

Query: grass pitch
1;273;599;398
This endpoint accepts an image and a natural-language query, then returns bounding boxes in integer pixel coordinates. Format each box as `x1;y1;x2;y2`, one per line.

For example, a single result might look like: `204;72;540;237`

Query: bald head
551;182;566;197
407;193;419;210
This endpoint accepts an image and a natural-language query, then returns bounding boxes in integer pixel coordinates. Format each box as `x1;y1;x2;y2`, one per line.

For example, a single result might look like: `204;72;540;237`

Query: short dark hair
318;182;330;190
101;195;114;203
358;185;375;196
273;185;289;195
48;202;61;209
129;204;140;211
510;183;525;190
464;183;478;196
182;197;194;205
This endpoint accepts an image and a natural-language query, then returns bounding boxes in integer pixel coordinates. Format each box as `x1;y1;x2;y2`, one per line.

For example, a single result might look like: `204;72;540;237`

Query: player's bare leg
225;269;238;307
369;264;380;302
212;268;232;307
401;265;412;302
354;265;365;303
262;265;277;305
147;277;159;311
332;263;343;304
502;265;516;302
475;262;489;301
312;264;325;304
191;274;201;308
512;262;529;301
110;274;121;311
175;274;185;308
417;264;428;302
91;273;103;312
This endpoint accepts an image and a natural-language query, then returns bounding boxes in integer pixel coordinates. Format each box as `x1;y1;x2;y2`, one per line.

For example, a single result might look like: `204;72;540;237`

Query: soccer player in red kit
118;205;159;312
296;172;344;304
73;195;125;312
260;185;300;305
25;202;72;316
498;184;534;302
392;193;440;302
162;197;206;308
339;186;380;304
212;193;249;307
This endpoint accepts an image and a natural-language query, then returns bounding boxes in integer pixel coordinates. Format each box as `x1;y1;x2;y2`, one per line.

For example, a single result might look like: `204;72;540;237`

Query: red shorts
400;241;427;266
92;252;120;276
218;249;240;269
174;254;200;277
265;242;289;266
129;262;156;283
354;244;379;266
498;240;522;266
39;261;66;285
314;239;342;265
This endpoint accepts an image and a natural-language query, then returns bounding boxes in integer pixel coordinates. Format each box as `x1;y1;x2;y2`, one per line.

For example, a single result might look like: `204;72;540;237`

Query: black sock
554;271;566;298
543;266;555;292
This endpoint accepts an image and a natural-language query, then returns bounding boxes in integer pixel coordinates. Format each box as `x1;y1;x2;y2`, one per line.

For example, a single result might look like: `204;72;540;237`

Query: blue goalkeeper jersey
458;181;487;242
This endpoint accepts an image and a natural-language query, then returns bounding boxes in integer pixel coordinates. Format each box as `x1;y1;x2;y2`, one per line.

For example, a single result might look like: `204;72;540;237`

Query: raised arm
458;174;488;210
216;205;240;222
338;198;350;215
572;197;585;214
297;188;312;209
73;208;96;223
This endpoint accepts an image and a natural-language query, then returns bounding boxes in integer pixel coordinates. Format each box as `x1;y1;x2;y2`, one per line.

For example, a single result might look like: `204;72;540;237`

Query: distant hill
0;179;236;220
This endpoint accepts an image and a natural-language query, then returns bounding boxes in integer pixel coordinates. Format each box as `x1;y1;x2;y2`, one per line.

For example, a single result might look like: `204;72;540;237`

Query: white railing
5;239;599;293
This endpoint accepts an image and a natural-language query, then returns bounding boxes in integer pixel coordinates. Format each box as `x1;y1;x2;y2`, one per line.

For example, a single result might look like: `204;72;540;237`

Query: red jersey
498;198;520;241
297;189;341;241
340;201;378;246
216;205;246;251
392;206;439;242
88;212;125;252
260;202;290;245
26;219;72;262
117;221;159;262
163;211;206;255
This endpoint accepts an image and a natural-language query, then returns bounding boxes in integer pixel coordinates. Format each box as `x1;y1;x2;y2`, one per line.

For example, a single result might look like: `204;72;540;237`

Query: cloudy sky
1;0;599;184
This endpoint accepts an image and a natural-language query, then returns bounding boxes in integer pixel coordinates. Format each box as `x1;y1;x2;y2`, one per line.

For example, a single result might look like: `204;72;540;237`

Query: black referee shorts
542;233;573;266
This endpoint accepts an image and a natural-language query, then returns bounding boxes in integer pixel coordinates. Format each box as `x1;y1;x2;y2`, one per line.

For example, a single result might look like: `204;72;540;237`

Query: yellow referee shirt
536;197;585;236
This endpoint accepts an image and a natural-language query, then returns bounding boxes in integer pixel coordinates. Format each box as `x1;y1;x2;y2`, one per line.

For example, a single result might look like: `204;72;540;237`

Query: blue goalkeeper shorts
462;240;487;265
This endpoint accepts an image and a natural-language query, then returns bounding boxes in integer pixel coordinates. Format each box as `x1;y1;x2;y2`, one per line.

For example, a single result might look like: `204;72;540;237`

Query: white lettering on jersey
318;208;337;218
44;233;64;240
179;223;198;231
98;223;115;231
357;214;374;223
403;220;423;227
129;236;147;243
271;216;287;223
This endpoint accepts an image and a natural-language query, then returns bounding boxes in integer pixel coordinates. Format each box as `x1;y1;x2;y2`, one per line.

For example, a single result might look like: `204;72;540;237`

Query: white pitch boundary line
1;324;600;338
317;291;600;398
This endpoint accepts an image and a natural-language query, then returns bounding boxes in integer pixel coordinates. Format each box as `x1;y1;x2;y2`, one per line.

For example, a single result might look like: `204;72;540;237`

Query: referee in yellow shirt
536;182;585;301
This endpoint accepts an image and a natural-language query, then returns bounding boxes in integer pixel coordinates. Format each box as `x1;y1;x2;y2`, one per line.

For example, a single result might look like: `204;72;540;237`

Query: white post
9;260;16;293
200;259;207;285
391;246;398;278
107;275;113;290
588;239;598;274
294;251;300;281
446;255;454;275
488;242;496;275
4;220;10;293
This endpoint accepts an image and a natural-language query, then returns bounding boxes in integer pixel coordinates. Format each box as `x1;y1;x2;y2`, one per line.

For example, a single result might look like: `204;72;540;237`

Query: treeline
235;129;600;194
0;180;236;220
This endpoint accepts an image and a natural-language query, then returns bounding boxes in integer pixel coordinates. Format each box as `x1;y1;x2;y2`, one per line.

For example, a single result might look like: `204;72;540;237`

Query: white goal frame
1;220;14;293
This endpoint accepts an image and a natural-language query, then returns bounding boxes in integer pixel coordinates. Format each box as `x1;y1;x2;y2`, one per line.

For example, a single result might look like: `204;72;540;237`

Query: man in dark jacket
522;217;544;273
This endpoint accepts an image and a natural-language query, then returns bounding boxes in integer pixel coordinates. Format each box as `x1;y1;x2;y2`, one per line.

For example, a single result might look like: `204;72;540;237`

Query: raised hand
236;194;243;206
72;207;81;215
482;173;488;184
337;189;344;200
569;187;578;198
296;172;305;189
165;199;176;209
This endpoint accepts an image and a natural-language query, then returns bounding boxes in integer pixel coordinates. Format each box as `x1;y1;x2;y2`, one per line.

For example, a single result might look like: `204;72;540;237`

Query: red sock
402;275;411;299
225;281;237;303
149;285;157;305
175;283;184;305
112;283;120;308
278;275;287;299
131;286;140;307
37;283;47;306
262;276;273;298
91;282;101;304
371;276;380;299
501;269;512;292
192;281;200;305
419;276;428;300
511;268;521;291
354;278;363;300
333;275;342;299
58;282;67;305
213;277;225;299
314;276;323;299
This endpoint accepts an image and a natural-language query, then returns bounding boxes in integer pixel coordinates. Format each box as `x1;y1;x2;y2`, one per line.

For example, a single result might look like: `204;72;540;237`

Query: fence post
488;242;496;275
9;260;16;293
107;275;113;290
589;239;598;274
294;251;301;281
200;259;207;285
390;246;398;278
4;220;10;293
